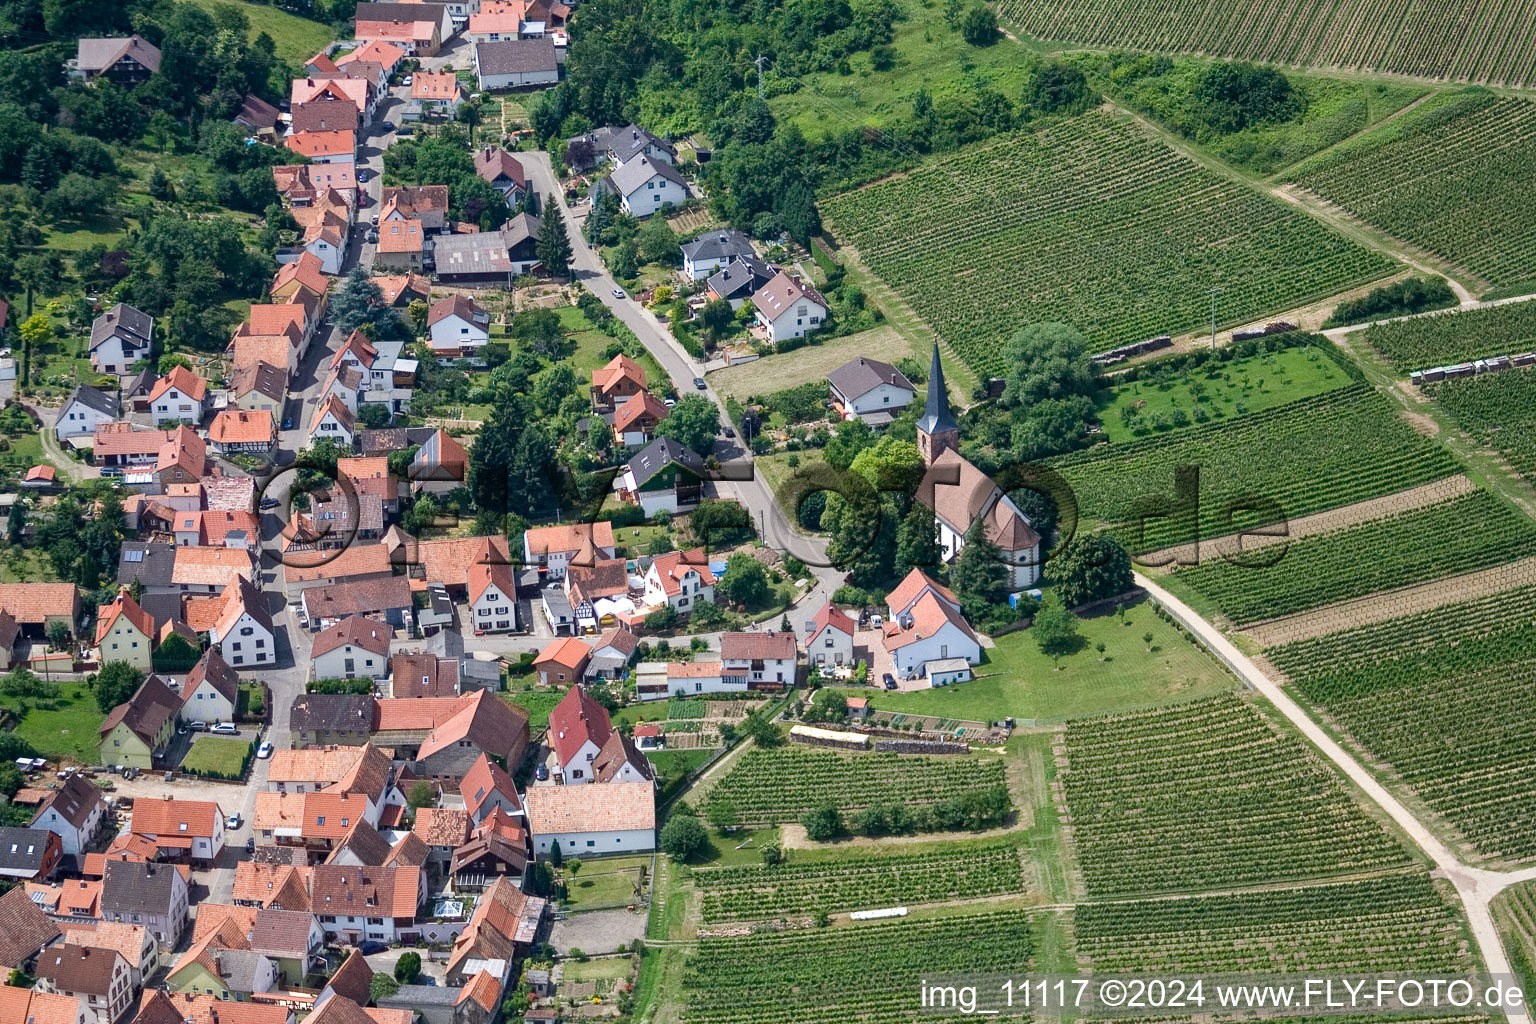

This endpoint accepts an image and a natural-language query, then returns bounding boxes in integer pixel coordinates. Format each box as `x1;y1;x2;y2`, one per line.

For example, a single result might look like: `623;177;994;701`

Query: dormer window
178;823;187;832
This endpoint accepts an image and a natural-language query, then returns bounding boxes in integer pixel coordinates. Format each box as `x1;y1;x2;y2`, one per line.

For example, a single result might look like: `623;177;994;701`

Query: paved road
1138;572;1536;1024
520;152;844;600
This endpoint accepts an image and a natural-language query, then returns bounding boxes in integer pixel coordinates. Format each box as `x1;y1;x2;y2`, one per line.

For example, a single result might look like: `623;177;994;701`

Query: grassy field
823;110;1393;377
564;856;649;911
185;0;335;65
502;688;564;730
543;306;671;387
181;736;253;778
1097;345;1353;442
0;548;59;584
561;957;635;982
710;326;917;400
11;683;103;765
835;598;1233;723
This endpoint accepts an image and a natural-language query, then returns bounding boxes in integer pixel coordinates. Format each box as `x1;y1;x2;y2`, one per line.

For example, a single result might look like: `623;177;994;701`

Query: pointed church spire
917;341;958;437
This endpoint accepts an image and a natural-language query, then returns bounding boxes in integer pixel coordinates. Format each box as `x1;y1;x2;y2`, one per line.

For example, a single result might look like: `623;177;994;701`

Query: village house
133;991;292;1024
473;38;558;89
546;685;651;784
291;75;374;122
473;147;526;204
449;809;530;894
613;391;669;447
706;255;776;310
128;797;226;863
882;570;982;678
374;691;530;790
468;561;519;635
291;94;360;134
208;410;277;454
376;218;427;271
409;71;463;117
0;582;78;639
30;776;106;859
193;577;274;669
97;676;181;769
615;436;706;516
95;590;154;673
301;577;413;632
564;557;632;633
720;631;796;689
0;828;62;882
642;547;716;615
34;945;133;1024
60;925;154;995
444;876;544;984
752;271;828;344
354;1;451;55
534;637;590;688
459;756;523;824
805;602;856;668
287;693;378;749
522;522;616;579
0;985;83;1024
177;651;241;725
584;626;638;681
426;295;490;356
234;92;281;135
431;219;541;286
827;356;916;427
590;353;647;412
681;230;754;280
381;185;450;233
606;155;687;218
408;429;468;495
312;617;392;681
55;386;120;443
286;129;357;165
182;904;323;988
309;863;425;944
567;125;676;171
229;362;289;416
338;39;406;78
273;164;359;206
100;860;188;945
309;395;356;449
524;781;655;855
89;304;153;376
72;35;160;85
390;651;458;698
252;790;381;860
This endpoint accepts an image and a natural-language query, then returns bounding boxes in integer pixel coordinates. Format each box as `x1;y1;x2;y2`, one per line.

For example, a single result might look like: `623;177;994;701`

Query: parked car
381;121;396;131
211;722;237;735
664;398;676;408
367;230;379;244
723;426;735;438
244;837;255;853
186;721;207;732
401;75;413;86
370;214;379;226
693;377;707;390
882;673;897;690
226;813;241;829
359;941;389;955
259;497;280;510
357;168;371;182
535;765;549;781
611;287;625;299
256;742;273;759
282;417;294;430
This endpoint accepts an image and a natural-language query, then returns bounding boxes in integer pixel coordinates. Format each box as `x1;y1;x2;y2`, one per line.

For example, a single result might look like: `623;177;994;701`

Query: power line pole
1209;287;1222;351
755;54;767;99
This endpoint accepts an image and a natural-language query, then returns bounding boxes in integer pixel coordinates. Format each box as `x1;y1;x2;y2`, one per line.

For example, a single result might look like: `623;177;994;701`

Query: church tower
917;341;960;467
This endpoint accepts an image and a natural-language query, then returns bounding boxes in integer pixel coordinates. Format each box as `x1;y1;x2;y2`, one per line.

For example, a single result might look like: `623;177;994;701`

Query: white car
256;742;273;759
402;74;413;85
226;813;241;829
211;722;238;735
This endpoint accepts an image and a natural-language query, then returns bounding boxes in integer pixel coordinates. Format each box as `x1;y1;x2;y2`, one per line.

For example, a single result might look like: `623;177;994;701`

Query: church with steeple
915;343;1042;591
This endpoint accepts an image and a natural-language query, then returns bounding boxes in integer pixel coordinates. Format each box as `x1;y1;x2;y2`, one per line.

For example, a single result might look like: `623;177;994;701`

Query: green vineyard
1076;874;1474;973
1060;694;1411;897
1291;92;1536;286
702;747;1009;826
996;0;1536;86
821;112;1392;377
693;845;1028;922
681;911;1033;1024
1168;490;1536;624
1429;369;1536;482
1366;299;1536;372
1270;587;1536;863
1050;384;1457;550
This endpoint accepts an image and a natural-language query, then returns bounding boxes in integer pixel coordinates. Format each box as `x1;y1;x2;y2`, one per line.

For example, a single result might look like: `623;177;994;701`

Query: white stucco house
426;295;491;355
148;366;210;427
522;522;617;579
89;303;153;376
805;603;856;668
310;615;392;680
720;631;795;687
642;549;716;615
752;271;828;344
680;229;754;280
203;577;275;670
309;395;356;449
56;385;120;443
30;775;105;857
827;356;916;427
607;155;687;218
525;781;655;855
177;650;240;725
469;562;518;634
881;576;981;678
473;37;558;89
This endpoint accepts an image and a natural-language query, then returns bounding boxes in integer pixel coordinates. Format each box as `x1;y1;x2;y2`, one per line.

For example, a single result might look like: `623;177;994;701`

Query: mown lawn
1095;346;1354;442
563;857;649;911
12;683;105;764
832;598;1233;723
710;325;917;400
181;736;253;778
184;0;335;65
561;957;635;982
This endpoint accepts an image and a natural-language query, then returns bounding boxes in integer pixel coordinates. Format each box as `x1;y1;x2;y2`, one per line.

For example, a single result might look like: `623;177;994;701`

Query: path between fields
1138;571;1536;1024
1140;475;1477;568
1240;555;1536;647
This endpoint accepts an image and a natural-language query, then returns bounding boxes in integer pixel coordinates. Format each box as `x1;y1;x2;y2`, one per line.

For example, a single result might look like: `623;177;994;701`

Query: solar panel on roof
124;549;144;563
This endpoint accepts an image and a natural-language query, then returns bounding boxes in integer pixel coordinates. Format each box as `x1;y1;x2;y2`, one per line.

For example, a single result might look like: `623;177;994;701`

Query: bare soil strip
1143;474;1476;568
1243;553;1536;647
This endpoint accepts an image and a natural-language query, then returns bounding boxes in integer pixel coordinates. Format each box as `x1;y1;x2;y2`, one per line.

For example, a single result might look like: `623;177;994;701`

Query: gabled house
535;637;590;689
615;436;706;516
590;354;647;412
473;38;558;90
132;990;291;1024
720;631;796;689
97;677;181;770
270;252;330;310
409;72;462;116
752;271;828;344
706;255;776;311
307;864;424;943
449;809;530;893
642;547;716;615
55;386;120;443
61;924;156;990
564;557;630;633
300;577;412;632
681;230;754;280
0;828;62;882
606;155;687;218
407;429;468;495
522;522;616;578
0;885;60;973
881;588;981;678
467;562;518;635
128;797;226;863
376;218;426;271
311;616;392;681
34;945;133;1024
100;860;189;945
426;295;490;356
200;577;275;669
30;777;106;859
444;876;544;983
309;395;356;448
409;691;531;790
524;782;655;855
459;756;523;824
548;684;649;785
805;602;855;668
827;356;915;427
0;985;84;1024
95;590;155;673
584;626;638;681
472;147;526;204
381;185;450;233
291;95;361;134
89;304;153;376
0;583;78;639
336;39;406;77
178;651;241;724
72;35;160;85
208;410;277;454
286;129;356;165
354;1;450;55
612;391;668;447
233;93;281;134
389;652;458;698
